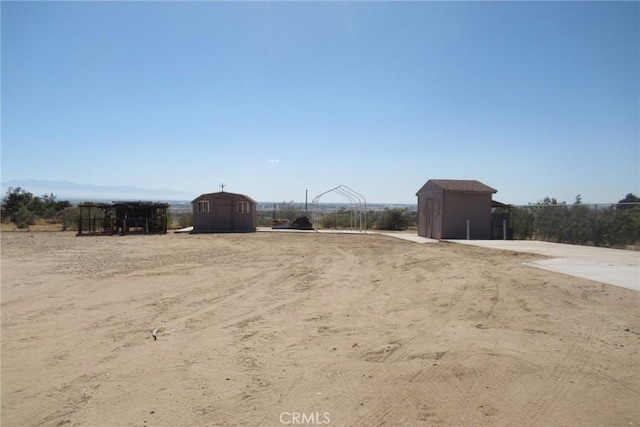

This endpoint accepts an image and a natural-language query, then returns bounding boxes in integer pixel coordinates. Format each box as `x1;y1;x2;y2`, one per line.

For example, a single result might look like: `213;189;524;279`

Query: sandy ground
1;231;639;427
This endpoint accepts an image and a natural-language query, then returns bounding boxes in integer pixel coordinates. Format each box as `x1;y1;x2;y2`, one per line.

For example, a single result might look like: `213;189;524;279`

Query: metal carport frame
311;185;368;232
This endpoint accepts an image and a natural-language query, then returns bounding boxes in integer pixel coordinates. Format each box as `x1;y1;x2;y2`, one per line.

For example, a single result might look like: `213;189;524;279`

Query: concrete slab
445;240;640;291
257;227;365;234
443;240;640;265
379;233;439;244
257;228;438;243
524;258;639;291
173;226;194;233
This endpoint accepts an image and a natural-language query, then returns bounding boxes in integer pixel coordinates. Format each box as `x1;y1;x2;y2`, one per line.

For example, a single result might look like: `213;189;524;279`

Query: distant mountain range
0;179;196;202
0;179;418;210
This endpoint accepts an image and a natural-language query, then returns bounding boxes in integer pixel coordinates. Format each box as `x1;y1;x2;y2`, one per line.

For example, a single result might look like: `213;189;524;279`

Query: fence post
503;219;507;240
466;219;470;240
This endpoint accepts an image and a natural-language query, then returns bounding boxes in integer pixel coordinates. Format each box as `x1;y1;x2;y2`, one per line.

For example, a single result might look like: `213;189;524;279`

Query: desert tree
616;193;640;210
2;187;34;213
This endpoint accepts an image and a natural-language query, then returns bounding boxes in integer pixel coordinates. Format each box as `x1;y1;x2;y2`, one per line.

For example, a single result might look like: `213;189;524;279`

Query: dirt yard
1;231;638;426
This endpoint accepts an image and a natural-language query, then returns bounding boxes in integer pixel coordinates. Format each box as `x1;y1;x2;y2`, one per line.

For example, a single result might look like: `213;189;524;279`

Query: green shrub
58;207;79;231
510;193;640;247
15;205;35;229
177;212;193;228
374;208;415;231
320;208;361;229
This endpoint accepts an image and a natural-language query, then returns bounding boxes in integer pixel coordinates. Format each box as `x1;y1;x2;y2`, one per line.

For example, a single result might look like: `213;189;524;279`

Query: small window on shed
197;200;209;214
237;201;249;214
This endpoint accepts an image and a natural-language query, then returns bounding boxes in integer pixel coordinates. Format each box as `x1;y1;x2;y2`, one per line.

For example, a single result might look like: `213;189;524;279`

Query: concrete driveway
445;240;639;291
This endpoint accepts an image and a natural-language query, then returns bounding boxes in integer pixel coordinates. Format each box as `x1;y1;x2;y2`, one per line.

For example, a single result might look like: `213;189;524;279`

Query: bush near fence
316;208;415;231
508;198;640;248
2;187;74;229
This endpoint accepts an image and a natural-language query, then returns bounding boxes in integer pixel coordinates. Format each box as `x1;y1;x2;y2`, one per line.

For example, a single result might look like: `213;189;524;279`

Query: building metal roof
191;191;257;204
492;200;510;208
78;201;169;208
416;179;497;195
111;201;170;208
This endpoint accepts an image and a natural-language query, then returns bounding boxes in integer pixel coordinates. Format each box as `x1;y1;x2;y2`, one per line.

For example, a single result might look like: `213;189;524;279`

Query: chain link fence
500;202;640;248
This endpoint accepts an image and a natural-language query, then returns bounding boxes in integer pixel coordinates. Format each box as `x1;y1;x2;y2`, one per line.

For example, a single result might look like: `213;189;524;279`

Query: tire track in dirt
586;369;639;400
481;271;613;425
437;270;553;424
515;317;606;427
471;271;511;329
78;263;290;426
181;248;338;336
268;246;370;414
178;268;288;332
470;352;545;422
183;245;364;426
380;269;519;424
78;342;203;427
308;258;476;425
212;262;331;426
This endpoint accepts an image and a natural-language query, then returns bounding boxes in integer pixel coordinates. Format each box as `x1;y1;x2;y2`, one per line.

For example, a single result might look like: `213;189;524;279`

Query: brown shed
191;191;257;233
416;179;497;239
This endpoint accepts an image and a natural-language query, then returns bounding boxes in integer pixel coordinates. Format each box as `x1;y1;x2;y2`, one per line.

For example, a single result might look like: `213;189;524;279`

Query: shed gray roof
416;179;497;195
192;191;257;204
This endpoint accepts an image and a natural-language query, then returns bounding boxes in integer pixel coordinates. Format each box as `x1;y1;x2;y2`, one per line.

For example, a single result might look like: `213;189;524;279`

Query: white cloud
268;159;280;163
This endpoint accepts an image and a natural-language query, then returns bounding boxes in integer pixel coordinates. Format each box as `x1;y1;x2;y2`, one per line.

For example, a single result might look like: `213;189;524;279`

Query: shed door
419;200;427;237
213;198;232;230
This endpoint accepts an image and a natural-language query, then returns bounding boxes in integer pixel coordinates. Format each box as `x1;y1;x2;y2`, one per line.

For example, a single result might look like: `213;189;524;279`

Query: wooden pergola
77;201;169;236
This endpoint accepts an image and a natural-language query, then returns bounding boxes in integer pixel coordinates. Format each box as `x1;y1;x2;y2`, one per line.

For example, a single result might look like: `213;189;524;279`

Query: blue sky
2;1;638;204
